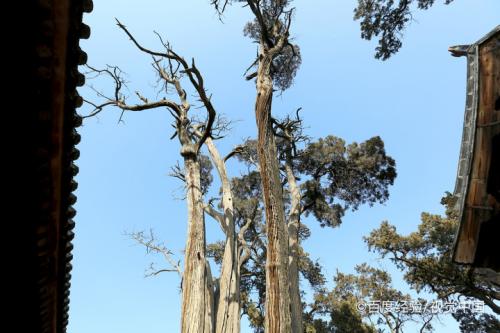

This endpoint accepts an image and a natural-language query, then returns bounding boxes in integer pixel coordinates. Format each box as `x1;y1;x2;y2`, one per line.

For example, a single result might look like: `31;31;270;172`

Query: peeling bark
181;149;214;333
255;44;292;333
284;160;303;333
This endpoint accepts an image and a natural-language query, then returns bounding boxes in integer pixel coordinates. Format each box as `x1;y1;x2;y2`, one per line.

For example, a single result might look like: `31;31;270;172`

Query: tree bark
284;160;303;333
255;44;292;333
181;146;214;333
204;138;241;333
205;261;216;332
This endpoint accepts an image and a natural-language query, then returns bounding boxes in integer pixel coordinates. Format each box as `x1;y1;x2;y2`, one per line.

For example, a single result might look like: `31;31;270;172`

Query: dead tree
199;133;253;333
82;19;217;333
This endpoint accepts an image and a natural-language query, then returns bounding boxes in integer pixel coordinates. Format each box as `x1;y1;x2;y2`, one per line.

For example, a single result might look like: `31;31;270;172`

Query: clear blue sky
70;1;499;332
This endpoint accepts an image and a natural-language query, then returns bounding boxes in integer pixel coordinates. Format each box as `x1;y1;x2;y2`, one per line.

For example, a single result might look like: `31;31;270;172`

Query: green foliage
306;264;434;333
364;193;500;330
231;170;264;224
200;154;214;195
303;193;500;332
453;307;500;333
271;44;302;91
206;241;225;265
354;0;455;60
243;19;301;91
298;135;397;227
211;0;301;90
298;249;326;291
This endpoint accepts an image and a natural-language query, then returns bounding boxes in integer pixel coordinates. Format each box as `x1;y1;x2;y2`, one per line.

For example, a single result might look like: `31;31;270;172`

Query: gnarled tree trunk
181;146;214;333
204;138;241;333
255;44;292;333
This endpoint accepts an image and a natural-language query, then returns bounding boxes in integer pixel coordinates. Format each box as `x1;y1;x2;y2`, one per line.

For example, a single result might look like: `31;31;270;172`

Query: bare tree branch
203;202;227;234
245;72;258;81
82;64;183;118
84;21;218;158
169;161;186;183
224;145;245;162
115;18;170;58
127;229;183;278
246;0;274;48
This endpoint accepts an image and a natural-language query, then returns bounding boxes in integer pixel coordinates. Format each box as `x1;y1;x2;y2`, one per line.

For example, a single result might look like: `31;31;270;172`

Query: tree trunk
284;161;303;333
181;147;214;333
216;239;241;333
205;261;216;332
204;138;241;333
255;46;292;333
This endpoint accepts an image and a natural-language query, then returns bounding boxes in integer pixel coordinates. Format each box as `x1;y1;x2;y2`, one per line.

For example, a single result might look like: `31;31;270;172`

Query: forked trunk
205;138;241;333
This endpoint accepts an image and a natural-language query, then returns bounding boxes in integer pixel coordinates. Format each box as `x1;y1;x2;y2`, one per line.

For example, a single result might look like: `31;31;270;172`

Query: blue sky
70;1;499;332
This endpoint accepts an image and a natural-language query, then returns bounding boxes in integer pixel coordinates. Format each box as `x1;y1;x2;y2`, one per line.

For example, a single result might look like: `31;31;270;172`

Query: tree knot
180;144;197;159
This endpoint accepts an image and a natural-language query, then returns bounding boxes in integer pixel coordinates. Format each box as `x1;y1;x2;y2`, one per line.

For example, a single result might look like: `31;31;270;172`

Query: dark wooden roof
451;25;500;270
12;1;92;332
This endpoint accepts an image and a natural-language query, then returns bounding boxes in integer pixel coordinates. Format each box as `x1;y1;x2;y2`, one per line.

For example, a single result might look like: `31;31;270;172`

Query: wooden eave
21;1;92;332
452;25;500;269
